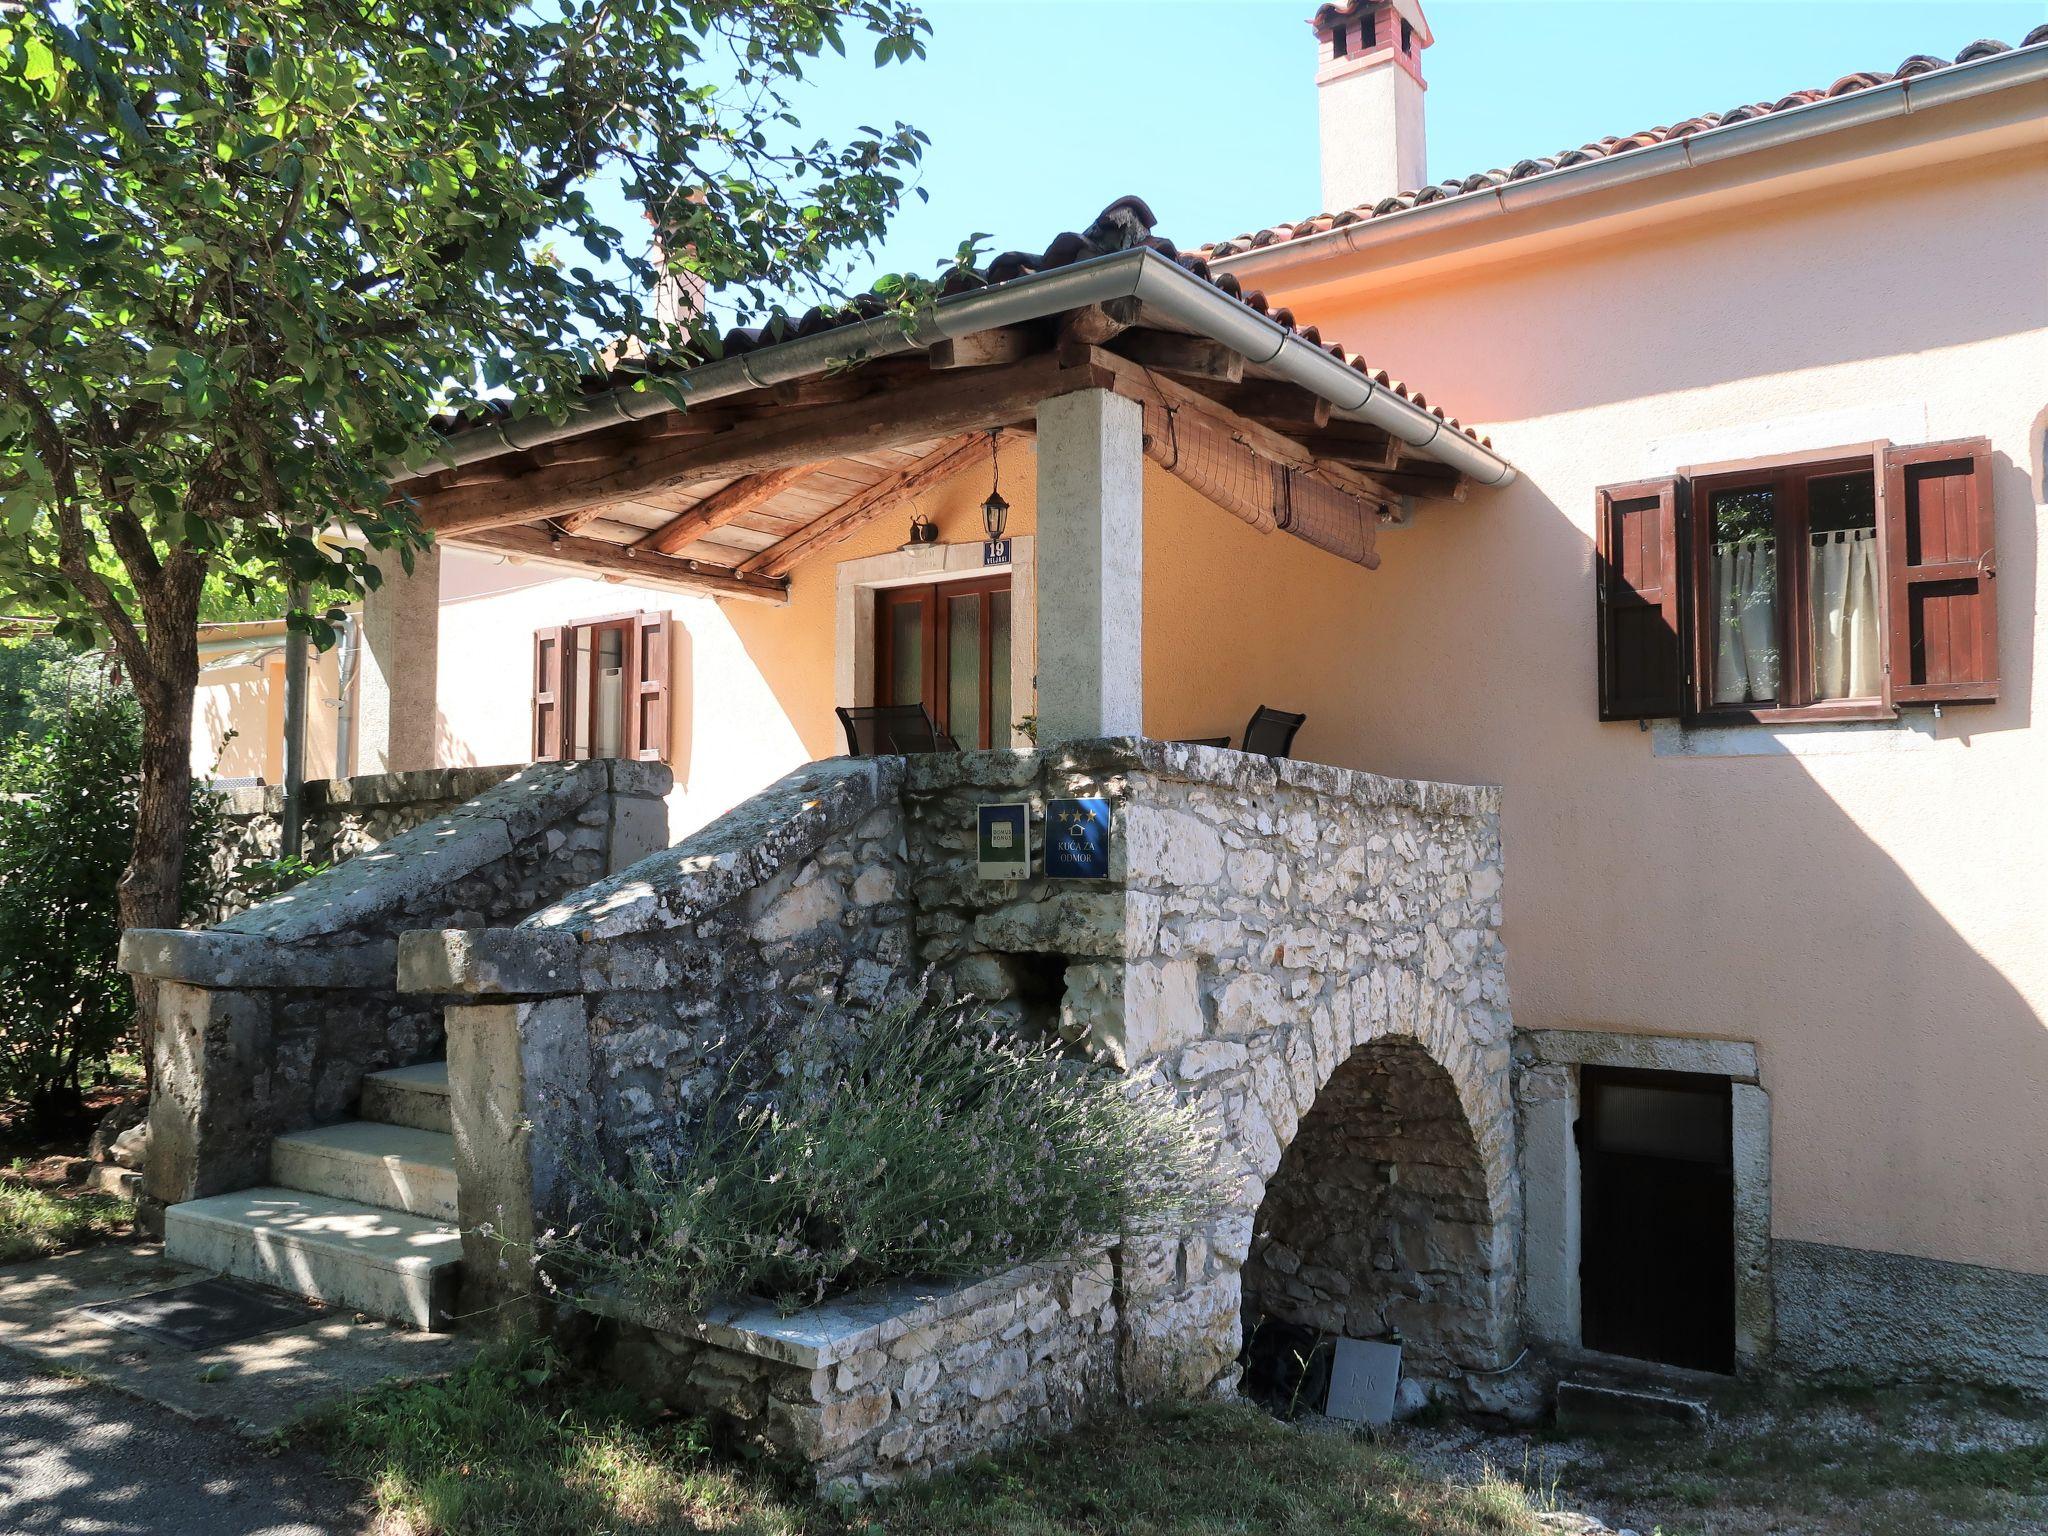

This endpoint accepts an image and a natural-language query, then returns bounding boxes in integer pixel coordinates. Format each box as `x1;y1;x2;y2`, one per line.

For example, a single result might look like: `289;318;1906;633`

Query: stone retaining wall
402;737;1515;1466
588;1251;1118;1494
895;741;1516;1402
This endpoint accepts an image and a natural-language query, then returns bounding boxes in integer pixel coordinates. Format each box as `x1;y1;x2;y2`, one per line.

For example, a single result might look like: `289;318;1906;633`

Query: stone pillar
400;929;593;1330
1731;1082;1774;1367
444;991;593;1329
358;541;441;774
1515;1061;1580;1347
1034;388;1143;743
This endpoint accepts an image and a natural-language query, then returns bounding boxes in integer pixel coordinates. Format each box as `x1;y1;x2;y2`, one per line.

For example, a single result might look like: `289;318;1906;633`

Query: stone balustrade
121;760;672;1230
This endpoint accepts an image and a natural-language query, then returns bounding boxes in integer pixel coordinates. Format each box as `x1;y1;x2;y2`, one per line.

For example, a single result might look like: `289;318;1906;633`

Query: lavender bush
542;993;1231;1314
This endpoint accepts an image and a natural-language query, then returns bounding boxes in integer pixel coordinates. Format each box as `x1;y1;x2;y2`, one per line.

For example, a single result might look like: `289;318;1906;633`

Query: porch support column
357;542;441;774
1034;387;1143;743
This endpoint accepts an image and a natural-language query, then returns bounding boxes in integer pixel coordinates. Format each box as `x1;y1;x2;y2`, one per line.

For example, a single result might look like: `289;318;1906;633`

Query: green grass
0;1166;132;1262
307;1345;1543;1536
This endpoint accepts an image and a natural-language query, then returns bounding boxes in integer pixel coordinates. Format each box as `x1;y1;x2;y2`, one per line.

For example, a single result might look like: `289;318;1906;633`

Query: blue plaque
983;537;1012;566
1045;797;1110;880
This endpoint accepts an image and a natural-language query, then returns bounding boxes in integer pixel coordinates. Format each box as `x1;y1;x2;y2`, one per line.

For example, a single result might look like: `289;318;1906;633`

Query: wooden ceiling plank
740;434;994;579
634;464;823;555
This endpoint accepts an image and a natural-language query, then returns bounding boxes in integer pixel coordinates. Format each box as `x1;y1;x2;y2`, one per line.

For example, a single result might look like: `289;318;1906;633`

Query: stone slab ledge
579;1248;1110;1370
119;928;398;990
900;737;1502;819
523;756;902;941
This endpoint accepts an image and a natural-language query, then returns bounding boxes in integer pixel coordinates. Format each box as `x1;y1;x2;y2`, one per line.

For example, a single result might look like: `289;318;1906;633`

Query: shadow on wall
1300;444;2045;1284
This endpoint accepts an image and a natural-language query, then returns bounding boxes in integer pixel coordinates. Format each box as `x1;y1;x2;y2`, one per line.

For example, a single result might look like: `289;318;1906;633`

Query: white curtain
1812;527;1881;700
1711;537;1778;704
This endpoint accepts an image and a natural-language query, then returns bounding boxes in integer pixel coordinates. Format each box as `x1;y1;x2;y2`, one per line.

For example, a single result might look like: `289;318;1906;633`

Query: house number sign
1045;798;1111;880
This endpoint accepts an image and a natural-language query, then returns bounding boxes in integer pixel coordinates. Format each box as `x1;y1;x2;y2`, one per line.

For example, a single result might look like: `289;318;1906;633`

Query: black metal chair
837;704;959;756
1176;706;1306;759
1240;705;1306;759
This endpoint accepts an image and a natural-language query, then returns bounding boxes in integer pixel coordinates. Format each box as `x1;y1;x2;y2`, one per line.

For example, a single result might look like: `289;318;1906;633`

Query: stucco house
163;4;2046;1441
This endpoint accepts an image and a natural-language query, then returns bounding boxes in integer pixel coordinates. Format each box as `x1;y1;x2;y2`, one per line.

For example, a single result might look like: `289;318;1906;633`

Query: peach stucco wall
1205;147;2048;1276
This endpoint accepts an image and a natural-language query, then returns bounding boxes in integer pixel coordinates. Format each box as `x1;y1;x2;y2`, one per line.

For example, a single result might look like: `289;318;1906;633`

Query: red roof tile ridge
1196;31;2045;261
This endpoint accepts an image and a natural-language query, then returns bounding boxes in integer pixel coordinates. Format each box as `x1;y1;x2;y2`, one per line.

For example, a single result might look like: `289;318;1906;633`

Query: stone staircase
163;1062;463;1331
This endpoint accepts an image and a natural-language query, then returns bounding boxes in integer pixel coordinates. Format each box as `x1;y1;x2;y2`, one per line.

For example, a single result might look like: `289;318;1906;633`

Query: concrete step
269;1121;458;1222
360;1061;451;1134
164;1188;461;1331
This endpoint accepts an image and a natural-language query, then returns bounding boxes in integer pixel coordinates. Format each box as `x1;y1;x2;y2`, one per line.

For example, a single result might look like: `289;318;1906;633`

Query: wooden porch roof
395;227;1512;605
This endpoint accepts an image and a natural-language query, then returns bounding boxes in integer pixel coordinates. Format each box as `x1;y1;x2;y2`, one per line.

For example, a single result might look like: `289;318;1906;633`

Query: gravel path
0;1352;367;1536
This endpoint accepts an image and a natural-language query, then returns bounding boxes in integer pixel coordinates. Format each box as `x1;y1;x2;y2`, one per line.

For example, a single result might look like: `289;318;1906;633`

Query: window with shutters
533;610;671;763
1595;438;1997;722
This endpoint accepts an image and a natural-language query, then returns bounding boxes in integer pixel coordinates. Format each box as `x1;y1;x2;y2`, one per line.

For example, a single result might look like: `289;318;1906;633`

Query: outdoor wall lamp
980;431;1010;543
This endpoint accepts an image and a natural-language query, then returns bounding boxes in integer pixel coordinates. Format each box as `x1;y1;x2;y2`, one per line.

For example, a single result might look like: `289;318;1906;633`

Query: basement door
1578;1066;1736;1373
874;575;1012;749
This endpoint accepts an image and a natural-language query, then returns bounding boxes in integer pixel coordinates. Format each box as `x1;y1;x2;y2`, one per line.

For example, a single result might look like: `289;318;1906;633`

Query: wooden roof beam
741;434;996;579
446;523;789;603
1111;329;1245;384
632;465;823;556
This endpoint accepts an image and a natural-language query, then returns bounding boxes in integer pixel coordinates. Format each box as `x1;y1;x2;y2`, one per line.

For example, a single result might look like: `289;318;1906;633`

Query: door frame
835;537;1035;747
1514;1028;1773;1371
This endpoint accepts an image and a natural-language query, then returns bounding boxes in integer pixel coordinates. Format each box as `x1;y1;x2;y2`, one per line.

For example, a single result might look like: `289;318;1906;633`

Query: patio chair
1175;706;1306;759
836;704;959;756
1240;705;1306;759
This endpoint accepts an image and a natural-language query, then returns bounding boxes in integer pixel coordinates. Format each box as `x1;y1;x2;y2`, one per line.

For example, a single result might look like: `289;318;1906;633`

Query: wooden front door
874;575;1013;749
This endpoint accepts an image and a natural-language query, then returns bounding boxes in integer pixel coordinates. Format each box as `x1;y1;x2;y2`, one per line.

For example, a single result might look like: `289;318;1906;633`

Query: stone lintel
1520;1028;1760;1082
118;927;396;991
582;1251;1109;1371
397;928;581;996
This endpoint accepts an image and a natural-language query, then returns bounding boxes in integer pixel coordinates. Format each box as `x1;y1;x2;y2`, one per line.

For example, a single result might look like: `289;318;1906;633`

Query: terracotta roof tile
1197;33;2045;260
680;195;1496;448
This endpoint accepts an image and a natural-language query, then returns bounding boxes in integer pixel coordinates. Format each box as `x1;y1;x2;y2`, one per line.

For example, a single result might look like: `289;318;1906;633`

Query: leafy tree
0;677;221;1132
0;1;929;1040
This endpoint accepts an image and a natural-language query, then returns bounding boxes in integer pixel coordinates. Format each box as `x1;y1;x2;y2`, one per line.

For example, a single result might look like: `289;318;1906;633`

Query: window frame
1680;444;1895;726
532;608;671;764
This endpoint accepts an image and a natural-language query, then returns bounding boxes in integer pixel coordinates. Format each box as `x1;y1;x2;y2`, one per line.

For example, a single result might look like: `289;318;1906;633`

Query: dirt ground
1327;1380;2048;1536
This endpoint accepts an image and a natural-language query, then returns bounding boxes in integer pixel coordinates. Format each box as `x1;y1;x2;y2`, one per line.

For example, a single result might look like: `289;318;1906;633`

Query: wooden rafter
411;350;1096;539
632;465;822;556
740;434;994;579
446;523;788;603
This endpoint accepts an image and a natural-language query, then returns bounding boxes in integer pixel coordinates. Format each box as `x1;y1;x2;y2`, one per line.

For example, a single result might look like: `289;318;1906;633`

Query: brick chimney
1313;0;1430;213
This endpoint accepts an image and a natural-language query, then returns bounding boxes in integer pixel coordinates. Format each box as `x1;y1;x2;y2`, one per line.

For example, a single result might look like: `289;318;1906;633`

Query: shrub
0;678;220;1131
539;993;1233;1314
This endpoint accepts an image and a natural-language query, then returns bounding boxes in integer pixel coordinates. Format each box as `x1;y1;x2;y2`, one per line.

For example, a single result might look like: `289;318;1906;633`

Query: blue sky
593;1;2042;313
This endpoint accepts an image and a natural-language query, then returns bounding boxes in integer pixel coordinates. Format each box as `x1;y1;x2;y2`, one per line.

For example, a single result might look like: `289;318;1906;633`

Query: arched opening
1242;1037;1503;1403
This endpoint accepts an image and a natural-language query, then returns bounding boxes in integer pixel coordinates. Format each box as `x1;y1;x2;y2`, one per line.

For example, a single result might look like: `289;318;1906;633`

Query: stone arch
1230;971;1518;1393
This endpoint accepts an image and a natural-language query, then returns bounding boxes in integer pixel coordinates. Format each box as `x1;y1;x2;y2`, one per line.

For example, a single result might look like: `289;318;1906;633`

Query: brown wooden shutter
1595;477;1686;720
1882;439;1998;704
532;624;576;760
628;612;670;762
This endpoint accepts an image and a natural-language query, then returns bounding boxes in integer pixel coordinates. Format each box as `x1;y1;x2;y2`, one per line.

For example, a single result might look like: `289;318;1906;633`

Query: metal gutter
415;246;1517;487
1214;43;2048;277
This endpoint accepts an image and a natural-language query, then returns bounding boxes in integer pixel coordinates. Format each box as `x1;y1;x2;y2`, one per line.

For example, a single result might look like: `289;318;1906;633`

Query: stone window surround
833;538;1037;748
1515;1028;1772;1371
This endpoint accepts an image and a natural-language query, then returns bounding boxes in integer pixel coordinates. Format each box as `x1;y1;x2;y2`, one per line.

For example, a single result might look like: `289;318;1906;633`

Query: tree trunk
119;567;203;1085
